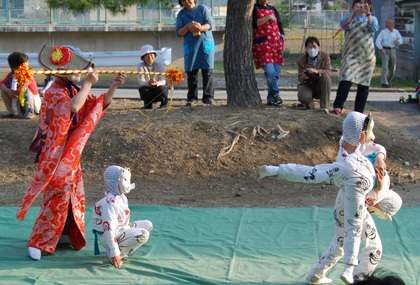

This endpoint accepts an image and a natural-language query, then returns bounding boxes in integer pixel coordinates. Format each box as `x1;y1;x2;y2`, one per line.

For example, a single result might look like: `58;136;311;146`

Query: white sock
305;268;333;284
340;264;354;285
255;165;280;180
28;246;41;260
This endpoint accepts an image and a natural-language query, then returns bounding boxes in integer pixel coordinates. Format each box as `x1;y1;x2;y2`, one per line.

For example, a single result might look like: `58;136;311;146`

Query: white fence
0;47;172;68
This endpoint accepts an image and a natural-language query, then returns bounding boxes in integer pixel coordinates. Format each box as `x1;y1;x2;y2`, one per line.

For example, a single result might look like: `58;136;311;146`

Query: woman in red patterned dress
252;0;285;106
16;45;126;260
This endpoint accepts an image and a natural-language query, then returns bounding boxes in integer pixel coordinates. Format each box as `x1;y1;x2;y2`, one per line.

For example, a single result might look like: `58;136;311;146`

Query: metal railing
0;0;227;26
291;10;346;29
0;0;346;29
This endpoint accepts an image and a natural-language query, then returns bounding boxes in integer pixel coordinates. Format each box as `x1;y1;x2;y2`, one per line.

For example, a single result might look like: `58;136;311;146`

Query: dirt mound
0;99;419;208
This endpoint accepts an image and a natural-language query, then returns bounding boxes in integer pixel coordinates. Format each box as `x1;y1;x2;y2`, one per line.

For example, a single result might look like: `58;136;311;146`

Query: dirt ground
0;97;419;209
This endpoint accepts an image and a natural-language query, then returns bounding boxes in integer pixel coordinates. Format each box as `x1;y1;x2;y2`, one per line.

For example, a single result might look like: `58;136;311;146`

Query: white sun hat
140;45;157;60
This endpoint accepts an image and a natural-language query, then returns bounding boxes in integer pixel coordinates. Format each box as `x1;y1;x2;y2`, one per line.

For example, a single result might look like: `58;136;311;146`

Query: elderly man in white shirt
375;18;403;88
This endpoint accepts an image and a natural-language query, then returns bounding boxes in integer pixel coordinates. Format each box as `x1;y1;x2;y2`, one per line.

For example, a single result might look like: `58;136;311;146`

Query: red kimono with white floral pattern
16;79;107;254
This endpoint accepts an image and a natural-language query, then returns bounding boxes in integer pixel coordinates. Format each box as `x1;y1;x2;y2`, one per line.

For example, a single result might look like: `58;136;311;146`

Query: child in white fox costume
303;133;401;284
92;166;153;268
256;112;402;285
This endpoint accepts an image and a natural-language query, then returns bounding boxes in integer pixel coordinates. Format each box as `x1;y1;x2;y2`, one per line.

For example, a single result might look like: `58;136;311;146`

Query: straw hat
140;45;157;60
38;44;94;71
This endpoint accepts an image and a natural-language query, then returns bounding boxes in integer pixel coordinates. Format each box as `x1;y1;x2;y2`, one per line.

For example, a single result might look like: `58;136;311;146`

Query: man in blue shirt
375;18;403;88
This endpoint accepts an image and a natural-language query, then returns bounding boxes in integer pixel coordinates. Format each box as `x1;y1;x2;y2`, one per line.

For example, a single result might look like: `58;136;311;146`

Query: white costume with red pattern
91;166;152;260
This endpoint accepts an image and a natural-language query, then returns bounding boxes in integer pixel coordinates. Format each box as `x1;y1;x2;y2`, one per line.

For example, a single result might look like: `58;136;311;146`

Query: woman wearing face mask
17;45;127;261
296;36;332;113
331;0;379;115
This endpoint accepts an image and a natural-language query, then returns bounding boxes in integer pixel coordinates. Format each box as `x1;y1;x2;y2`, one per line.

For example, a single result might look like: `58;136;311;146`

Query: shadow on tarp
0;206;419;285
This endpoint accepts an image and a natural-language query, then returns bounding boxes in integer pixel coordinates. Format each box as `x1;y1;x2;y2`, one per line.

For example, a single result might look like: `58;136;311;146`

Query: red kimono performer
16;44;126;260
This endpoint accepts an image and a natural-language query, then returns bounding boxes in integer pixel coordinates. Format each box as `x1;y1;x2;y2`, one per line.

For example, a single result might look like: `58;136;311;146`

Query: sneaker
331;108;342;115
186;100;197;107
203;98;215;105
340;265;354;285
304;275;333;284
381;84;389;88
273;94;283;105
28;246;41;260
320;108;329;114
293;103;309;110
267;97;283;107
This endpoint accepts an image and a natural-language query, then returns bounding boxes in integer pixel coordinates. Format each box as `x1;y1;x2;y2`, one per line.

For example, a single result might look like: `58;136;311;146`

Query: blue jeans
262;63;282;101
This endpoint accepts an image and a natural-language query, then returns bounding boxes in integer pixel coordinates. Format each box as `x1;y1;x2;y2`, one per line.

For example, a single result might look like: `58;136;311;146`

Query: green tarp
0;206;419;285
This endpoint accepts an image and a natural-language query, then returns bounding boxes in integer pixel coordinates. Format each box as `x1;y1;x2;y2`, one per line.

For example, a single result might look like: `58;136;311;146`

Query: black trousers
187;69;214;102
138;85;168;109
333;80;369;113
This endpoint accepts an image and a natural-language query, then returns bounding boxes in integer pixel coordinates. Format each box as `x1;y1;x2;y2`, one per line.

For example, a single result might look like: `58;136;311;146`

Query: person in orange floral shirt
0;52;40;119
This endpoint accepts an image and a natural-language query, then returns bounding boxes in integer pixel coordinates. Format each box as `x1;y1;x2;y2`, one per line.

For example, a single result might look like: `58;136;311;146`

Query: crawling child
92;165;153;268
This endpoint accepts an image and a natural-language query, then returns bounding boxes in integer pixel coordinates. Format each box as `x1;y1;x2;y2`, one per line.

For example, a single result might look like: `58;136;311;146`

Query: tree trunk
224;0;261;107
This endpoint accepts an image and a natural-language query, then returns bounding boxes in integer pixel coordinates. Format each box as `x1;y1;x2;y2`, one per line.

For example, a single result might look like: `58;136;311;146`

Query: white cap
342;111;367;146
